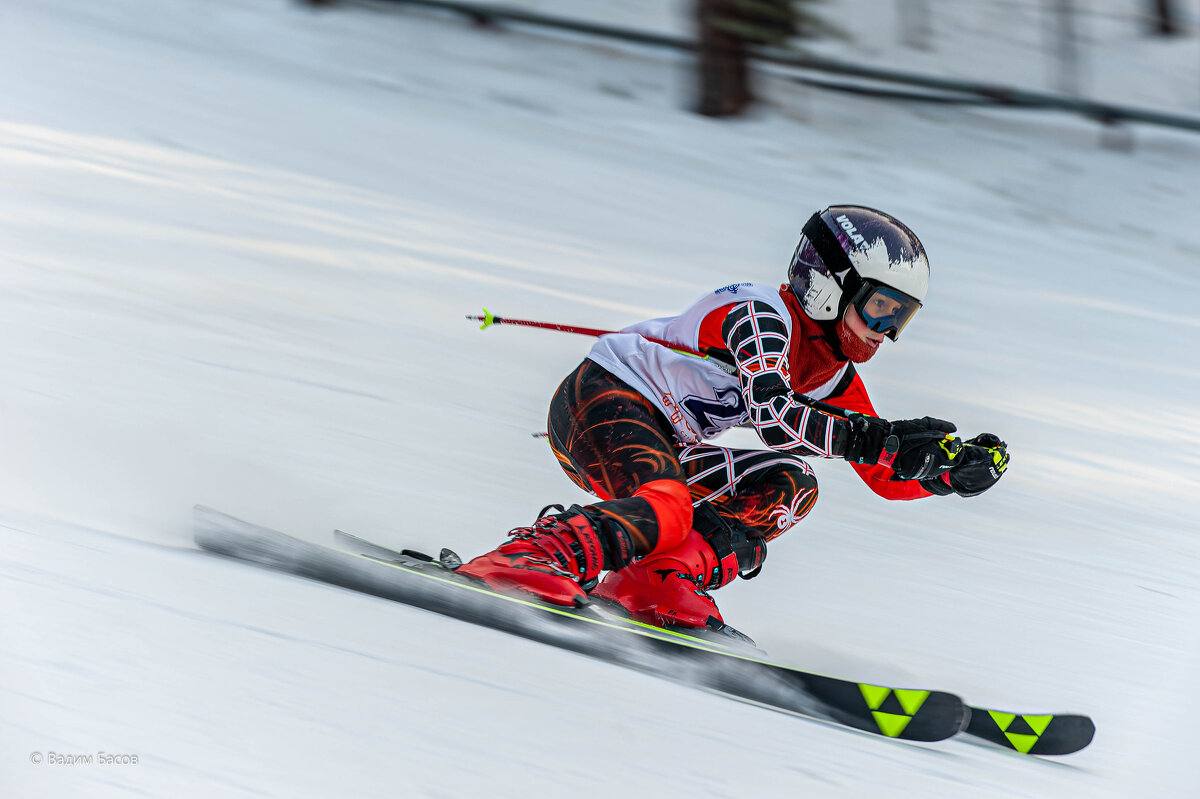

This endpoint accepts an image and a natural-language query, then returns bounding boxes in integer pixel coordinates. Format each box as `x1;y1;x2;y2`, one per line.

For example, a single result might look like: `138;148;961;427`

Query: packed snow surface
3;1;1199;796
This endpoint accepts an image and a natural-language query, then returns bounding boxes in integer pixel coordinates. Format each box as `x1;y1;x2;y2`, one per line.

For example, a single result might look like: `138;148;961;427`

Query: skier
459;205;1008;630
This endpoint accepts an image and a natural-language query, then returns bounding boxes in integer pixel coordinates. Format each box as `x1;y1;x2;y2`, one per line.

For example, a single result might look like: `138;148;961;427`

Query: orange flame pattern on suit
548;360;817;559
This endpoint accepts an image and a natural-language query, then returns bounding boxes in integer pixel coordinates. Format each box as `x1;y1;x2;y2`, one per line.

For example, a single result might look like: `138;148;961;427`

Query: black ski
964;707;1095;755
193;505;966;743
331;527;1095;756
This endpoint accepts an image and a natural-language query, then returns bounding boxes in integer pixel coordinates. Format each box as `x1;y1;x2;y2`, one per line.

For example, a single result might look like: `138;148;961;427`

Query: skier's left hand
950;434;1009;496
922;433;1009;497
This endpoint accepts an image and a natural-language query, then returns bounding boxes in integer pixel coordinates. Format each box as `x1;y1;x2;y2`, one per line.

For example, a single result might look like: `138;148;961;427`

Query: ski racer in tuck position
459;206;1009;629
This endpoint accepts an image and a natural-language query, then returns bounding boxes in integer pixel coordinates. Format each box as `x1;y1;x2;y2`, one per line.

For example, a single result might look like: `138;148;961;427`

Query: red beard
836;315;880;364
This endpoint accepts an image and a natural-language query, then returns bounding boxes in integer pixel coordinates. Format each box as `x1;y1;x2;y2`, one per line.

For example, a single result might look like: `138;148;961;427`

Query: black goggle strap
801;212;855;278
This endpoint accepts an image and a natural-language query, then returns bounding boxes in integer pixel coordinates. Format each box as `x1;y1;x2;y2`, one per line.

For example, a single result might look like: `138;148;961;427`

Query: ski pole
467;308;854;420
467;308;711;359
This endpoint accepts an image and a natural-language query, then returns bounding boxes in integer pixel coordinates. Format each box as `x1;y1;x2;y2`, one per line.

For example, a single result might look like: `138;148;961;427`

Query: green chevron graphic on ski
988;711;1058;752
970;707;1094;755
859;683;891;710
895;689;930;715
857;685;930;737
871;712;912;738
1022;715;1054;736
988;710;1016;730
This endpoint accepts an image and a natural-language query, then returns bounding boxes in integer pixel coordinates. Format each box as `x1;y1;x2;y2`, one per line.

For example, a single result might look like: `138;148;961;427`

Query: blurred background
301;0;1200;119
3;1;1199;797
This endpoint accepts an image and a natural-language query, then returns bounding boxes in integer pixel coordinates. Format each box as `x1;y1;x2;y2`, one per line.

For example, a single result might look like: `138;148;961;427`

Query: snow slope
2;0;1199;796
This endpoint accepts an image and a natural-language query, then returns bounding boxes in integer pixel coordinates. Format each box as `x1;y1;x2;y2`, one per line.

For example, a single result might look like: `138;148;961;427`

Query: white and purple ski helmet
787;205;930;339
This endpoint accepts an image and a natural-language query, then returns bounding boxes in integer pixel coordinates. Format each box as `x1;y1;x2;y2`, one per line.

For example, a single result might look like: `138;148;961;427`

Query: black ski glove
944;433;1009;497
842;415;962;481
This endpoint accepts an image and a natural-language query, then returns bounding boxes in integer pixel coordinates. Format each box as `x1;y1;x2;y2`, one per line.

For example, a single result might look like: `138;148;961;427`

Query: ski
331;527;1095;756
963;708;1094;755
332;529;764;654
194;505;966;743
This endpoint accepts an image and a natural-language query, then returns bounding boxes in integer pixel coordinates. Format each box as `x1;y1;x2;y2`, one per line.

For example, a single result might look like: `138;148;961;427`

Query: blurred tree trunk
1050;0;1081;96
694;0;798;117
1149;0;1178;36
696;0;751;116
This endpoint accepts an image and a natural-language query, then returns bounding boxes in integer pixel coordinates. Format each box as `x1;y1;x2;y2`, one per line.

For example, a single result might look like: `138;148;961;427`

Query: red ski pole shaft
466;308;853;419
466;308;708;358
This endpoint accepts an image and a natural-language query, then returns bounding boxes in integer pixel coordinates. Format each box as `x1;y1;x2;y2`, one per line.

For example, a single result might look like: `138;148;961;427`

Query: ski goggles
848;281;922;340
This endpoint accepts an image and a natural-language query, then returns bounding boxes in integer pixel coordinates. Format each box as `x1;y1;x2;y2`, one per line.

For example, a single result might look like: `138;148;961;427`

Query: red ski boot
457;505;635;607
593;506;767;629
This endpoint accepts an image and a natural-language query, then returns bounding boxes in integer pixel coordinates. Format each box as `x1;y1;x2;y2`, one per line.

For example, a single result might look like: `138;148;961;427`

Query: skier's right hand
885;417;963;481
842;414;961;481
